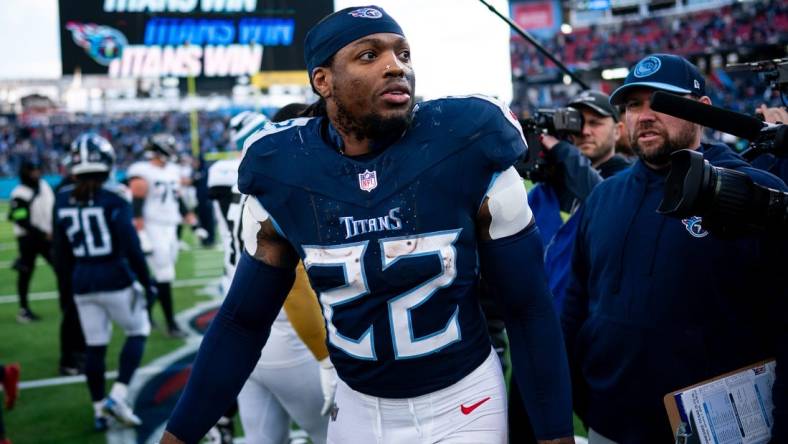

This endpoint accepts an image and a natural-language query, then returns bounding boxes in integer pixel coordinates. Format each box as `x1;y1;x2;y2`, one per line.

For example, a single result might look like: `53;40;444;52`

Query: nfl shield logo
358;170;378;192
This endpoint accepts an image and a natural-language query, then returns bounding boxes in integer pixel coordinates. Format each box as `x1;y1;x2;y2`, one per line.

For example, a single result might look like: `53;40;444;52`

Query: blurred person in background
53;159;87;376
8;160;55;323
0;363;20;444
53;133;156;431
750;104;788;183
509;90;631;442
175;153;203;251
531;90;631;312
127;134;194;338
205;105;333;444
614;106;635;159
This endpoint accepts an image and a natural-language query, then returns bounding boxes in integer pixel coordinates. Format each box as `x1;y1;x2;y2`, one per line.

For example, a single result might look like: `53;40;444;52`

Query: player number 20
303;230;461;360
58;207;112;257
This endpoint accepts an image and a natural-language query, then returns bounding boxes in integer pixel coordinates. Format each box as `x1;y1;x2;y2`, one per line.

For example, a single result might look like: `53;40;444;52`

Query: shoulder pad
11;185;34;201
414;95;526;171
126;161;148;179
207;159;241;188
55;186;74;204
103;183;132;202
241;118;314;156
238;101;526;208
238;117;317;198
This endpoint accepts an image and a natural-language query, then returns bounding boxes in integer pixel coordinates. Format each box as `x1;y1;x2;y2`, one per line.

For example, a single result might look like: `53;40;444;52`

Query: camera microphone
649;91;766;140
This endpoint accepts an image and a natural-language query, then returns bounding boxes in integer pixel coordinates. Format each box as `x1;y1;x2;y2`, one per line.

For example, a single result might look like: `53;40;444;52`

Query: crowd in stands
511;0;788;113
512;0;786;75
0;112;232;177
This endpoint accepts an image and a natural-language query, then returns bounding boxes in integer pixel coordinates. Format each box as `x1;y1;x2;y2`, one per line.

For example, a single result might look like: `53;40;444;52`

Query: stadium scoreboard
58;0;332;80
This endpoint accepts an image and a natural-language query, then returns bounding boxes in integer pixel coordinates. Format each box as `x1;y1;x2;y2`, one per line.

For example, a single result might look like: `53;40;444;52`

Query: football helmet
69;133;115;176
229;111;268;151
144;133;179;159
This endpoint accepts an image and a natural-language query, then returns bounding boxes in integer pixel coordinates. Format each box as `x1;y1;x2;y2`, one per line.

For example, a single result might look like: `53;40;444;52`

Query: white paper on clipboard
665;360;776;444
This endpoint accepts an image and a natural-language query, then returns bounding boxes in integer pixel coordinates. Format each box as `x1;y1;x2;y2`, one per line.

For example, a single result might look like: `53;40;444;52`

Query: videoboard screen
59;0;333;78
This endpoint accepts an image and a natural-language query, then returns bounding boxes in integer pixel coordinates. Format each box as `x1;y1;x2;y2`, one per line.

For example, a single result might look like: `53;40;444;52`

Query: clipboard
664;359;776;444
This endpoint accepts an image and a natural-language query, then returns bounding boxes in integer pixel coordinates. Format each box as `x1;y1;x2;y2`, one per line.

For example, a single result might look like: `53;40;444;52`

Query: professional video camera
516;107;583;182
659;149;788;235
651;91;788;235
726;58;788;107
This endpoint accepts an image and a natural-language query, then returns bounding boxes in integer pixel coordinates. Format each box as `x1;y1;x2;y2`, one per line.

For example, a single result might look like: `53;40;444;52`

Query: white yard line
0;276;221;304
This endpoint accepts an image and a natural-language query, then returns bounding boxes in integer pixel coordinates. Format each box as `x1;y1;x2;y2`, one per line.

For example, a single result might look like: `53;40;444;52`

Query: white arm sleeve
485;166;533;240
241;195;271;256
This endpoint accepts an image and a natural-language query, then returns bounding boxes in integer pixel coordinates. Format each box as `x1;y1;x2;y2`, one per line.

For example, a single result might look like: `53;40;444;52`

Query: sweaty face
569;108;618;165
325;33;416;141
624;89;701;168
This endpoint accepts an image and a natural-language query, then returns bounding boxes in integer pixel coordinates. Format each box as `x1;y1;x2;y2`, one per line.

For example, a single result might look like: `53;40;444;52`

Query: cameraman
751;104;788;183
539;91;631;205
529;90;632;310
509;91;631;442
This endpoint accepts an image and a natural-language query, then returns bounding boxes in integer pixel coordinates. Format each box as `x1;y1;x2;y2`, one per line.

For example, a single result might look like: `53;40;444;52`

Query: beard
631;121;698;168
332;78;415;145
335;102;413;143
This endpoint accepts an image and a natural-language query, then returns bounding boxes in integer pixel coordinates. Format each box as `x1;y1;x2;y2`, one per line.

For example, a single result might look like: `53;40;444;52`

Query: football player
127;134;192;338
9;159;55;322
53;133;156;430
163;7;573;444
206;106;332;444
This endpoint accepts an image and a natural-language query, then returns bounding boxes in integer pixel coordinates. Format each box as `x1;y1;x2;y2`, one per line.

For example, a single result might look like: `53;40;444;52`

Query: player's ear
312;67;332;99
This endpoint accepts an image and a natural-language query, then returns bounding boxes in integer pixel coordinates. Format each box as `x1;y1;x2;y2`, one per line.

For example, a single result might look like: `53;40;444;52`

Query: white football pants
327;348;507;444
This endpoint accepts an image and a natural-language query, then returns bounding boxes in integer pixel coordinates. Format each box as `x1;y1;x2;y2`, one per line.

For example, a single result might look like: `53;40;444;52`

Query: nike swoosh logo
460;396;491;415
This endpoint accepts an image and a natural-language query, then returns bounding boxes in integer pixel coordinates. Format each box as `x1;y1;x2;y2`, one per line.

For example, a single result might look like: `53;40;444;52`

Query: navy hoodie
562;143;788;443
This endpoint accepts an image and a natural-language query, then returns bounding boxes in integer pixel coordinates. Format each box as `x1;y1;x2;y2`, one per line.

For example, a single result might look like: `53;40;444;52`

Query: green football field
0;200;586;444
0;200;225;444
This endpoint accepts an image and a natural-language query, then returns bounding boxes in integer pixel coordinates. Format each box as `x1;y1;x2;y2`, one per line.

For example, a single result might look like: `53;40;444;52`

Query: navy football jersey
53;184;151;295
238;96;526;398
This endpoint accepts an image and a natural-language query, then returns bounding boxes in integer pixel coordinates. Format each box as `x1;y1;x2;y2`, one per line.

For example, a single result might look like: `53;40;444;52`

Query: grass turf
0;201;223;443
0;200;586;443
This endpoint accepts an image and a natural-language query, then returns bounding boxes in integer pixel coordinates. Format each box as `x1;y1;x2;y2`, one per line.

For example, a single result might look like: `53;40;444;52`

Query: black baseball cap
610;53;706;105
568;90;619;121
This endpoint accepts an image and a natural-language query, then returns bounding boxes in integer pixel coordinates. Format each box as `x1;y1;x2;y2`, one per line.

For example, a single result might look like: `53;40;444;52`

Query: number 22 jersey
239;96;526;398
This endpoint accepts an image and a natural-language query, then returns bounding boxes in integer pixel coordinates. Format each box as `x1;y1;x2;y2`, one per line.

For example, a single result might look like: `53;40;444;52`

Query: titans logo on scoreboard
66;22;128;66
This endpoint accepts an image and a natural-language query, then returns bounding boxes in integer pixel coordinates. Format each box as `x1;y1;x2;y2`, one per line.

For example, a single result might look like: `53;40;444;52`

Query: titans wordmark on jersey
239;96;526;398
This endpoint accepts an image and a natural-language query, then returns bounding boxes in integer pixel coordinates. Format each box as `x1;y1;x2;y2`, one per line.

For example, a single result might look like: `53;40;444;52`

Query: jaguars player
163;7;573;444
53;133;155;430
209;110;268;295
207;106;333;444
127;134;192;338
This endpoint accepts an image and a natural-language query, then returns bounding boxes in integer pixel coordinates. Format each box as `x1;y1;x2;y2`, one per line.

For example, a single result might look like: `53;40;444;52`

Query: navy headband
304;5;405;79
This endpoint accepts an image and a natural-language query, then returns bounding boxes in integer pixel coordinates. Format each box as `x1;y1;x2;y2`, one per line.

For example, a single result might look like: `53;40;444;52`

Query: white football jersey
127;161;183;225
10;179;54;237
207;159;242;281
207;159;309;368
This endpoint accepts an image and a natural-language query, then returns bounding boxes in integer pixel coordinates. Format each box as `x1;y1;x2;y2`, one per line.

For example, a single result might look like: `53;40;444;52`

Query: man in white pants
128;133;193;338
53;133;156;431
